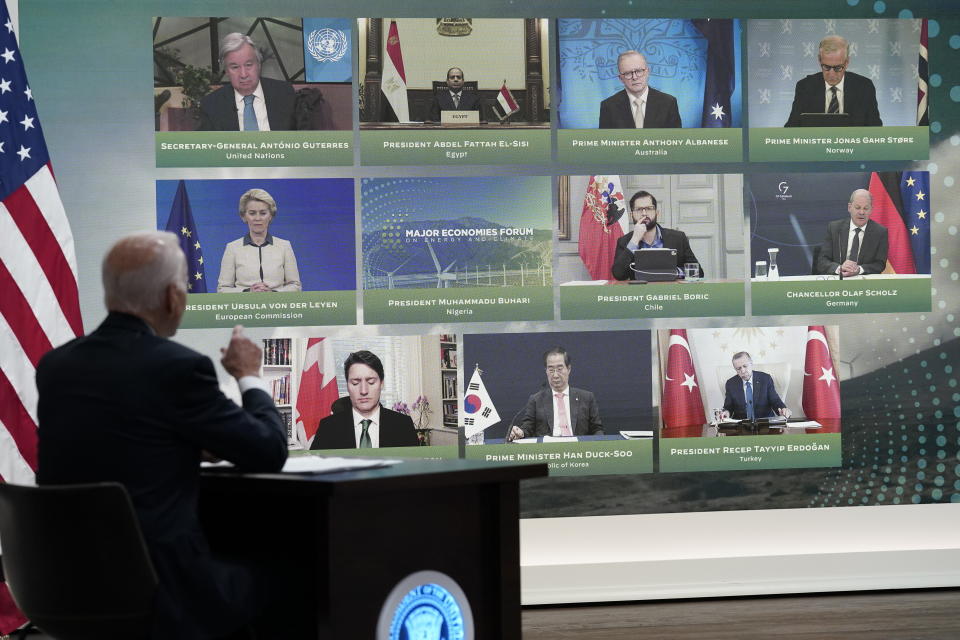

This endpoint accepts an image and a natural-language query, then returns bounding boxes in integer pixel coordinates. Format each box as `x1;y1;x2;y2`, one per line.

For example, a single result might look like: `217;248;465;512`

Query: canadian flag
294;338;340;447
661;329;706;438
801;326;841;433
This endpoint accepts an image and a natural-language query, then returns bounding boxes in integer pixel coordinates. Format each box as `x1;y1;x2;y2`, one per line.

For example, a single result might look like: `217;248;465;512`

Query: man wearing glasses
599;50;682;129
784;35;882;127
612;190;703;281
507;347;604;441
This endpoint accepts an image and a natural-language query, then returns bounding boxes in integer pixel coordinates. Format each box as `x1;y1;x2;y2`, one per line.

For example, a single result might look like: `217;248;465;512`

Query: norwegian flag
661;329;706;438
577;175;627;280
917;19;929;126
295;338;340;447
801;326;840;434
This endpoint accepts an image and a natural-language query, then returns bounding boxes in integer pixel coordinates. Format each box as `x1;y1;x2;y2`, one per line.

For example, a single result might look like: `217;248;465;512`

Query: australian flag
693;19;734;128
163;180;207;292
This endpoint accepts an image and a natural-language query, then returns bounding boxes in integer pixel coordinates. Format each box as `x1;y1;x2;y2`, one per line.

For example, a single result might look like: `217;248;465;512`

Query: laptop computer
629;248;679;282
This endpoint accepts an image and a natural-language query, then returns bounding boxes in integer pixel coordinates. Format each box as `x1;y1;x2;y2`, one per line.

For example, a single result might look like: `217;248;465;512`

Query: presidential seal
307;28;349;63
376;570;474;640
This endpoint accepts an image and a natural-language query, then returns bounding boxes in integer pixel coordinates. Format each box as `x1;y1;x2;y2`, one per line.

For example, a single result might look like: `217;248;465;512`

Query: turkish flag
661;329;706;438
295;338;341;446
801;326;841;433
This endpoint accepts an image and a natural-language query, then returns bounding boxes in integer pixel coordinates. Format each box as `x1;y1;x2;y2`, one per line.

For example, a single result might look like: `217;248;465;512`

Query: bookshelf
440;335;459;428
262;338;295;444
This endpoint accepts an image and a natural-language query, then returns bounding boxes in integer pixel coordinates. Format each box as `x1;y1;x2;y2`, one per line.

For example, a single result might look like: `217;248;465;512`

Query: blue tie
745;381;754;421
242;94;259;131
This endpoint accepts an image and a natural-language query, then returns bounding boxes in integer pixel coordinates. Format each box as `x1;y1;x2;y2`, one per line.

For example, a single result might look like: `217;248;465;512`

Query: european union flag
900;171;930;274
303;19;352;83
693;19;734;128
164;180;207;292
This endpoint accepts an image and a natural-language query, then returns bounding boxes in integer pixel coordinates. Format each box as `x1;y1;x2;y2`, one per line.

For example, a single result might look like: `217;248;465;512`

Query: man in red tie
507;347;604;440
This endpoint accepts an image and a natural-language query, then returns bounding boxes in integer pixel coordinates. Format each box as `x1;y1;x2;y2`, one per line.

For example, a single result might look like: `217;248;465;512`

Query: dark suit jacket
814;218;889;275
517;387;604;438
428;89;481;121
309;405;419;449
36;312;287;640
722;371;786;420
198;77;297;131
612;225;703;281
599;87;681;129
784;71;882;127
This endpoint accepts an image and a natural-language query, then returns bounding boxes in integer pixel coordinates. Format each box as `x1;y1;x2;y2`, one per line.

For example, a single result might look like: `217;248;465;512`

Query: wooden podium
199;458;547;639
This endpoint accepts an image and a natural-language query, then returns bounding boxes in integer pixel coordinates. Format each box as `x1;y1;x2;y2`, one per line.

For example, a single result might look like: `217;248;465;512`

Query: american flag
0;0;82;487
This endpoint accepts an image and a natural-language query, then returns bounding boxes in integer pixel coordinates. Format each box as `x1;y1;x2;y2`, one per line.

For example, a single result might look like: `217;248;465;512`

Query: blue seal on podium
377;570;474;640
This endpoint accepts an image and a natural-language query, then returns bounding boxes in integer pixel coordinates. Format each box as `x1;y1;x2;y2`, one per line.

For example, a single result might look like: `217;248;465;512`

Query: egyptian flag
867;172;924;274
577;175;627;280
918;19;929;126
381;20;410;122
661;329;706;438
496;81;520;119
801;326;840;433
693;18;735;128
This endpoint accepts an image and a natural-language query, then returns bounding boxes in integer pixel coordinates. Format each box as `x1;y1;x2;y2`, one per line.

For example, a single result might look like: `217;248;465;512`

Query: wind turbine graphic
426;241;457;288
372;256;411;289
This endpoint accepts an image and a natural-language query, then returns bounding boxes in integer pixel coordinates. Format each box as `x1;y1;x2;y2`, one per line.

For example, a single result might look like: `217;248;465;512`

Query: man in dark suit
198;32;297;131
36;231;288;639
814;188;889;276
721;352;791;421
507;347;604;440
599;50;681;129
310;350;420;449
612;190;703;281
784;35;882;127
428;66;481;121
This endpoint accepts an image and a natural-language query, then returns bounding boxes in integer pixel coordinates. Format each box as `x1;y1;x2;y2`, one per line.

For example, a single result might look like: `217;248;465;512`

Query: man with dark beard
611;190;703;281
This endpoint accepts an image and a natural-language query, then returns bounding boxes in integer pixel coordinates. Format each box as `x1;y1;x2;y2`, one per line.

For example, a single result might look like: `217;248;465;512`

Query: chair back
431;80;479;94
0;482;158;640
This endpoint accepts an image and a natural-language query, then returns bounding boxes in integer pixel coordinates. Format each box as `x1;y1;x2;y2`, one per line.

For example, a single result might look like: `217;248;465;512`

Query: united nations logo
307;28;348;63
377;571;474;640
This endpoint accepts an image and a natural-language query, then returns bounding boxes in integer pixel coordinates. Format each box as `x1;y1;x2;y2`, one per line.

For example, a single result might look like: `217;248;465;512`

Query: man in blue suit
721;351;791;421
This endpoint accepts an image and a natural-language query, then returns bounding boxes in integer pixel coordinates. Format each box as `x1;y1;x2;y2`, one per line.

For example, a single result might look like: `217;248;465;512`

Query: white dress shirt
550;387;572;437
352;406;381;448
823;77;846;114
233;82;271;131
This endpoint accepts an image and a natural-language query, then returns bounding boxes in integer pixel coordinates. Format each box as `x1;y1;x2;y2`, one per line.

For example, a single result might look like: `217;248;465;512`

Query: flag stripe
0;312;39;424
0;415;35;485
0;370;38;472
5;175;82;336
0;259;52;365
0;201;77;348
27;165;78;281
385;20;406;83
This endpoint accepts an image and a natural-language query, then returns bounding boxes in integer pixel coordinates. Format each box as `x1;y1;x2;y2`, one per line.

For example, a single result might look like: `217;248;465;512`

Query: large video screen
19;0;958;521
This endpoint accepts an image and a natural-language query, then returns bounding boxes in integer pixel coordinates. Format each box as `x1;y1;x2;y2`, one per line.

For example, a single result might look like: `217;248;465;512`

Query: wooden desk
199;458;547;639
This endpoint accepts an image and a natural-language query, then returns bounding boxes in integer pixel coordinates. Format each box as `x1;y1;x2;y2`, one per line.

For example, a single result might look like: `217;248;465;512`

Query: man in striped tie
784;35;882;127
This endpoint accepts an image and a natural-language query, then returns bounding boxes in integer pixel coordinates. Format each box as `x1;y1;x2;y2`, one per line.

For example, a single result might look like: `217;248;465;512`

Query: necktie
633;98;645;128
827;86;839;114
556;393;572;436
745;381;754;421
848;227;861;262
453;93;460;108
359;419;372;448
243;94;259;131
